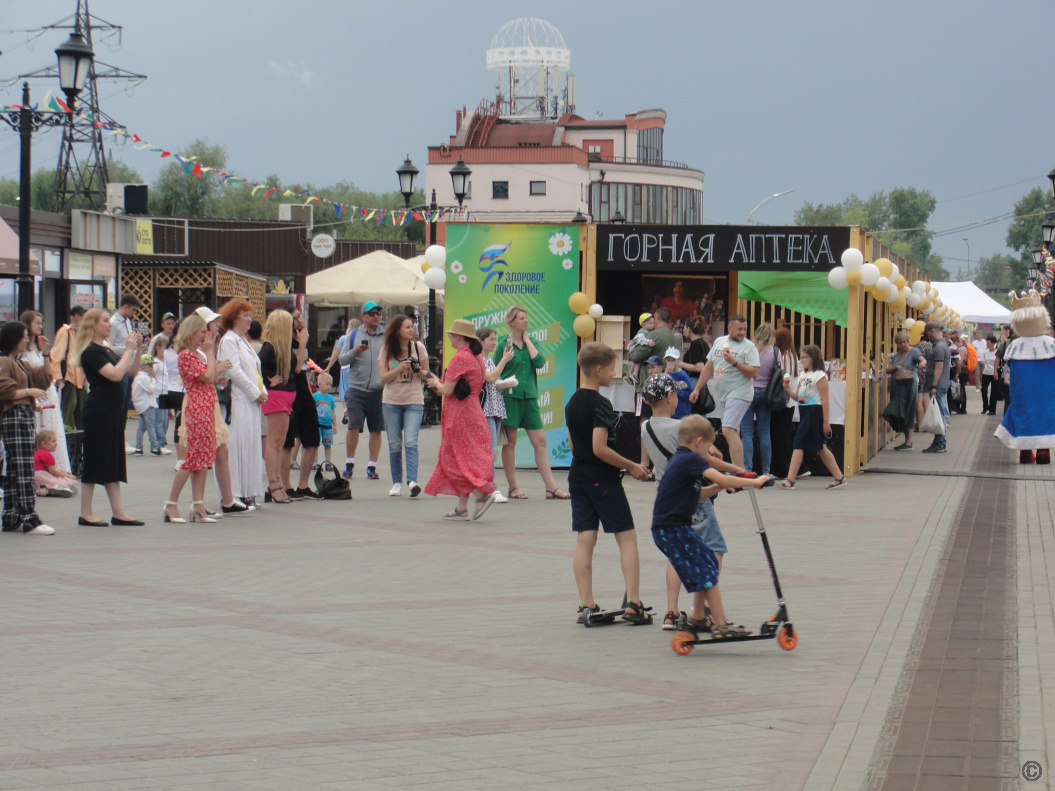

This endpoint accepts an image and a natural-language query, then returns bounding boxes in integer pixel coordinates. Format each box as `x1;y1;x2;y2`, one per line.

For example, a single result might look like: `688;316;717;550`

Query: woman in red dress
162;310;222;524
424;319;498;522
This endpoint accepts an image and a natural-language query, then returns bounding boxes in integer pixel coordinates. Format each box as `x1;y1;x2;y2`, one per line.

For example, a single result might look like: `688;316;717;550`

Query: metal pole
17;82;34;316
427;188;438;373
963;237;970;280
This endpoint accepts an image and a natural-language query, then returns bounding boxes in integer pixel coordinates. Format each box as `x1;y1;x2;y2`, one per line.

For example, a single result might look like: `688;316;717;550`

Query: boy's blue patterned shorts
652;524;719;592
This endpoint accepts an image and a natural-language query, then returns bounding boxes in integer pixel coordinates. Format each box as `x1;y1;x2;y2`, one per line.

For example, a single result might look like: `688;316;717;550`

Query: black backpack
313;462;352;500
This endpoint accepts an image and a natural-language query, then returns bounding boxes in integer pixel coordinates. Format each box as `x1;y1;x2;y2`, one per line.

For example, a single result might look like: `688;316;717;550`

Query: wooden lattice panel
120;267;154;320
246;277;266;320
154;267;214;291
215;267;234;297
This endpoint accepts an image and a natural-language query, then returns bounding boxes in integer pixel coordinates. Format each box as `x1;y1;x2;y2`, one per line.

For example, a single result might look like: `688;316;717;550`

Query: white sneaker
408;481;421;498
492;490;508;504
25;524;55;535
158;447;173;456
125;444;137;454
388;483;402;497
799;470;812;478
49;485;75;498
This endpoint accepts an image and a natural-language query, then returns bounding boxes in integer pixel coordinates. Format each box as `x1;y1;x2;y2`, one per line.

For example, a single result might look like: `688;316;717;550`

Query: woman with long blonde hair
258;310;296;503
739;321;779;475
73;308;143;526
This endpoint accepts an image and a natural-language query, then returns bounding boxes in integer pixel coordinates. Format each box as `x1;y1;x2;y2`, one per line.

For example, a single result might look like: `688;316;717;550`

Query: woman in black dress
72;308;144;526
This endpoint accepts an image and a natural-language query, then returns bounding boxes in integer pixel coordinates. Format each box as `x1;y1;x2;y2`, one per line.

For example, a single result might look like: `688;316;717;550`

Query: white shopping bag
919;397;946;435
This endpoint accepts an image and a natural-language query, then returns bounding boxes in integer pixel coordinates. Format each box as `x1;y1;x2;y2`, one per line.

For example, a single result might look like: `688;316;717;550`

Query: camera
409;358;420;374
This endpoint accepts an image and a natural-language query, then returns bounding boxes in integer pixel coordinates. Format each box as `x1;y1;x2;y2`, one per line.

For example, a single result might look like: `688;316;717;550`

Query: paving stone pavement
0;412;1050;790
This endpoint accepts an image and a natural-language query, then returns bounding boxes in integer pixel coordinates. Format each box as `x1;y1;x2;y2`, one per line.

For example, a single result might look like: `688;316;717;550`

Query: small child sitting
650;415;769;638
33;430;77;497
313;371;337;466
623;313;657;384
663;347;692;418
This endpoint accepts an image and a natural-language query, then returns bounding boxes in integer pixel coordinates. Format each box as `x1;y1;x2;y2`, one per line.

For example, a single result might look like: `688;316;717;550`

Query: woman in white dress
19;311;70;473
217;299;266;508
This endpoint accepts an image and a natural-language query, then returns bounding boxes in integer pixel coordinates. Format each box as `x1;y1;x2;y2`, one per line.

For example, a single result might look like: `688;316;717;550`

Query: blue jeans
136;407;164;453
740;387;772;474
933;386;949;448
382;403;423;484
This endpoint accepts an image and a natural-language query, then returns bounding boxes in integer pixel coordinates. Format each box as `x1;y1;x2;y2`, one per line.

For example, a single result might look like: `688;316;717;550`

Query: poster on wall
443;224;580;469
641;274;728;340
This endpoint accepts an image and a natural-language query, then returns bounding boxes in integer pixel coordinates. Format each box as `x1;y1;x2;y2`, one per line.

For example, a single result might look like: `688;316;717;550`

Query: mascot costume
994;290;1054;464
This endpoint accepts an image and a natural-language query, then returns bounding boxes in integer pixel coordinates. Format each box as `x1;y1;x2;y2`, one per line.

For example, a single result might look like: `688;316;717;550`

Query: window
492;181;509;199
529;181;546;196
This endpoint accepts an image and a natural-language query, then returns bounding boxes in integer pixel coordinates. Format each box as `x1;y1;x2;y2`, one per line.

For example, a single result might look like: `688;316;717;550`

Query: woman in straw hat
424;318;498;521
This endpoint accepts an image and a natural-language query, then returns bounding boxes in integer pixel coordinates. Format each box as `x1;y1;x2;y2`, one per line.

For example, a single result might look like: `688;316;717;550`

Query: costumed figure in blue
993;290;1054;464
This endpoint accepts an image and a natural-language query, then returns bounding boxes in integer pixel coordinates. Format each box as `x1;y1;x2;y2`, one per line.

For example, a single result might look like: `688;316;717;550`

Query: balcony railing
587;153;696;170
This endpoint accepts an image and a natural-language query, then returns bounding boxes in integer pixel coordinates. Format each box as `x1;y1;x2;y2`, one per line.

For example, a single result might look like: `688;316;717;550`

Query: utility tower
15;0;146;212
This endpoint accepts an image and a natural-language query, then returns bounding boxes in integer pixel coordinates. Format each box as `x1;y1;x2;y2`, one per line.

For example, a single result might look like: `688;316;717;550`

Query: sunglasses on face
366;310;382;316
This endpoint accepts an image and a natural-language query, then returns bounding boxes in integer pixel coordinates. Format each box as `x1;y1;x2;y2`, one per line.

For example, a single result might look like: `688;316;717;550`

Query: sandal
545;488;571;500
507;488;529;500
711;621;753;639
825;477;848;489
621;599;654;625
775;479;796;489
442;509;469;521
267;485;293;504
471;491;497;521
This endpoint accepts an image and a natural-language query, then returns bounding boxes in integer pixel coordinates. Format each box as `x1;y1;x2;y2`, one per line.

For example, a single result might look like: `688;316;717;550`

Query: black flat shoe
77;517;108;526
110;517;145;526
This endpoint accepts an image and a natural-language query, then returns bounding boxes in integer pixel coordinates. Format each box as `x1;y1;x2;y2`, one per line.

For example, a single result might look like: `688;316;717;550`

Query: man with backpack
339;301;386;480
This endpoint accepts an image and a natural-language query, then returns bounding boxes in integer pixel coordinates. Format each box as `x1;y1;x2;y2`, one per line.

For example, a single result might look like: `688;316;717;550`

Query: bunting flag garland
0;92;472;226
1038;247;1055;297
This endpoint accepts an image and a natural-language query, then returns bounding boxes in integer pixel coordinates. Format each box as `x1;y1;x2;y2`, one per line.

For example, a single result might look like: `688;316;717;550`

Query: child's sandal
620;599;654;625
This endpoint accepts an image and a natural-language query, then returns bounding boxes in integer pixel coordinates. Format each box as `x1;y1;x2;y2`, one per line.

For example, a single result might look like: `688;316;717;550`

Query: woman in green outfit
495;305;569;499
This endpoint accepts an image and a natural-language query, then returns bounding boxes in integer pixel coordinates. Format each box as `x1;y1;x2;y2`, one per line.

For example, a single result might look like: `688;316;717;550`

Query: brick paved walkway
0;412;1049;789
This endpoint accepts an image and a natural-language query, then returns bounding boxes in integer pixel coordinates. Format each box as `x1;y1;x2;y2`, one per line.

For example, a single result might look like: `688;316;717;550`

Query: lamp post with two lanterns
396;155;471;372
1;24;95;315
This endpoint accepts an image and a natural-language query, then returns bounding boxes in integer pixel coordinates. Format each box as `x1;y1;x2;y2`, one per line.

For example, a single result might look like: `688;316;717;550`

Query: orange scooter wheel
671;631;695;656
777;628;798;651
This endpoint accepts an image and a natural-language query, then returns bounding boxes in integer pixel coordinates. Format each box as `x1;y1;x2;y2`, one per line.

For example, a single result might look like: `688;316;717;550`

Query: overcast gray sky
2;0;1052;275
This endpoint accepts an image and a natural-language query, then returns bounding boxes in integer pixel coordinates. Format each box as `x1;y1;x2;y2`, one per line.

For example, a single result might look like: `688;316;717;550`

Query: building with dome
426;18;704;225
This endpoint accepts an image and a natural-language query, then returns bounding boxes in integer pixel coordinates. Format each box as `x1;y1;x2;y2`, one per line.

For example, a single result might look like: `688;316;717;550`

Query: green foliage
148;138;228;217
972;253;1021;293
1003;187;1055;292
794;188;947;279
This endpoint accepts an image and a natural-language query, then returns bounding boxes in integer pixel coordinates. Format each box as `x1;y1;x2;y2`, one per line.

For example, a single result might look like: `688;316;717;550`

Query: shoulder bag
765;346;788;411
314;462;352;499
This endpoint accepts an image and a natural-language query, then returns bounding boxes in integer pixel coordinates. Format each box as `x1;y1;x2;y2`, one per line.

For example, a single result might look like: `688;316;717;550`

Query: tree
1003;187;1055;292
794;187;947;278
148;139;228;217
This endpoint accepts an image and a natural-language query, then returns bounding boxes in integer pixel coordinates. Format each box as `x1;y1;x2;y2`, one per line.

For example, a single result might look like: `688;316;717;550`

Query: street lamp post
962;237;970;279
1;26;94;315
747;189;795;225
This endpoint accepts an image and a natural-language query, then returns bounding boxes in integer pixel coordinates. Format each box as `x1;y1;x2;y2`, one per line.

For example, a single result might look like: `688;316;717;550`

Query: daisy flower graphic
450;261;464;274
549;232;573;257
562;258;573;271
458;274;468;284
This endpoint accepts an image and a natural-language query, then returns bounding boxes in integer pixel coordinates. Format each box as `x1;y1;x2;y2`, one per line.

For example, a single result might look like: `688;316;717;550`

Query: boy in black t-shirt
651;415;769;638
566;342;651;624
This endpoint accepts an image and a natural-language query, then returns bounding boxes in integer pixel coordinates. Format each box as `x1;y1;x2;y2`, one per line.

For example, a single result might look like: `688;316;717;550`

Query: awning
0;215;40;275
738;271;849;327
306;250;442;308
929;281;1011;325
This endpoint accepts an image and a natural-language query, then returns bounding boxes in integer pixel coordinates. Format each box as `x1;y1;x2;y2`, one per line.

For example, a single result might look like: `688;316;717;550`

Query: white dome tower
486;17;575;119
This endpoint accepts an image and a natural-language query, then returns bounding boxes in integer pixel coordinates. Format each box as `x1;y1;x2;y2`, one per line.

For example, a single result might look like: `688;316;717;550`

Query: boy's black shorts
569;479;634;533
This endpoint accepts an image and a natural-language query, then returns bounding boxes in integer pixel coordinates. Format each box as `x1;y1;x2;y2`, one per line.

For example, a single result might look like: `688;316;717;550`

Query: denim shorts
569;479;634;533
319;425;333;446
652;525;719;592
691;498;727;555
719;397;751;430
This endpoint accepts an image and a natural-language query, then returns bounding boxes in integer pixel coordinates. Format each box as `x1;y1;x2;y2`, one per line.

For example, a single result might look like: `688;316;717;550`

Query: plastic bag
919;397;946;435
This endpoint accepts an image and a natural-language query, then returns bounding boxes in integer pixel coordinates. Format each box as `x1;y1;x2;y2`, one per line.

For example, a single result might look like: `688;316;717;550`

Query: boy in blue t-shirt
313;372;337;466
651;414;770;638
566;342;651;624
662;347;693;419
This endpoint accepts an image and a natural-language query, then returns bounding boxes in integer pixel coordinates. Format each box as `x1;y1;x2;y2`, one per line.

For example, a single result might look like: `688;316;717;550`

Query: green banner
443;224;580;468
738;270;849;327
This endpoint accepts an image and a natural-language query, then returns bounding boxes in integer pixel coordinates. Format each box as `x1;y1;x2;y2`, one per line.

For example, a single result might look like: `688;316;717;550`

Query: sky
2;0;1053;277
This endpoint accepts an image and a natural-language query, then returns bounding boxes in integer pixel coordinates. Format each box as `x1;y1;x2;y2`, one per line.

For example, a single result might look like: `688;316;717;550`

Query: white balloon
889;263;900;282
827;267;849;289
424;244;447;269
912;280;927;295
901;286;912;300
841;248;865;270
885;288;899;303
906;293;922;307
904;318;916;329
587;303;604;319
859;263;881;286
423;267;447;290
876;276;891;292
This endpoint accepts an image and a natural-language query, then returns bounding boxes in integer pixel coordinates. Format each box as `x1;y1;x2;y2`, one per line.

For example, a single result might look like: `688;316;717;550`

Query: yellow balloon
864;284;876;294
421;261;431;273
919;298;931;311
874;287;892;302
894;275;906;290
572;313;596;338
845;269;862;286
875;257;894;278
890;297;907;313
568;291;590;315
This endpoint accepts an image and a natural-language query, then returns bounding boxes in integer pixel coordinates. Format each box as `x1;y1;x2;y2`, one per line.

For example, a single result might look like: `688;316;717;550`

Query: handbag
314;462;352;500
765;347;788;411
453;376;471;400
895;366;916;383
918;397;946;435
690;383;716;416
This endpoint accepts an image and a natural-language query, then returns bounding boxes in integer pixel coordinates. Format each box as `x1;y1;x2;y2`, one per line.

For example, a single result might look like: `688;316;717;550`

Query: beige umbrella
307;250;442;307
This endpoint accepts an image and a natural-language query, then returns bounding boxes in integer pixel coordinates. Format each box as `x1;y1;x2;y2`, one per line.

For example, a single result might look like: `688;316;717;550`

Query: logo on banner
478;242;511;291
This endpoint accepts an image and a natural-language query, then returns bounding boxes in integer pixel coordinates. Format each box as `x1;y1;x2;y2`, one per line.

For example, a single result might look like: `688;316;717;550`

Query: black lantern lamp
1041;219;1055;248
54;26;95;109
396;156;418;208
449;158;471;207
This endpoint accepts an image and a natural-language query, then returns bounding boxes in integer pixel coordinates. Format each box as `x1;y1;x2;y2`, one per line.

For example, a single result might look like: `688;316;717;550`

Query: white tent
930;281;1011;325
307;250;441;307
